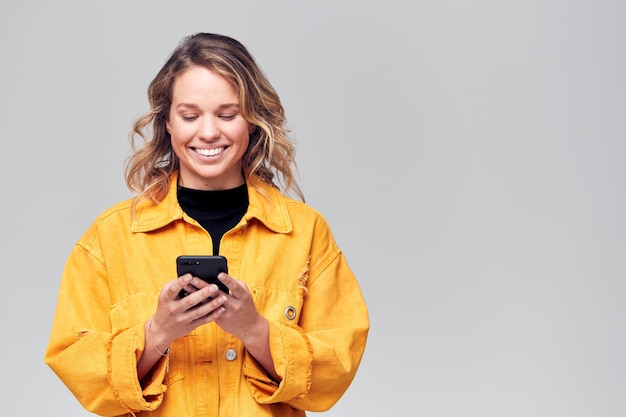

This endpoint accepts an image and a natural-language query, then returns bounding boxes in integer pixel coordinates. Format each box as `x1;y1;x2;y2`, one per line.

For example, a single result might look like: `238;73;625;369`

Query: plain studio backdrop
1;1;624;416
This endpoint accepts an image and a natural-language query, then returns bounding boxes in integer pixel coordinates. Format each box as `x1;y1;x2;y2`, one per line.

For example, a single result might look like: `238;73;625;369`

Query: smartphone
176;255;229;297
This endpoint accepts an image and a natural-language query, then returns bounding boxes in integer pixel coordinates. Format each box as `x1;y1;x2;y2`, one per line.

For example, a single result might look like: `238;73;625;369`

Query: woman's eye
180;114;198;121
219;114;236;121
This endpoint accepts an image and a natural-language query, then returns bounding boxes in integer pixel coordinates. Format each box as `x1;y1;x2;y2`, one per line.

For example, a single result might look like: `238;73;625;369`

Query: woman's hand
215;273;280;382
138;274;228;381
151;273;229;345
211;273;264;341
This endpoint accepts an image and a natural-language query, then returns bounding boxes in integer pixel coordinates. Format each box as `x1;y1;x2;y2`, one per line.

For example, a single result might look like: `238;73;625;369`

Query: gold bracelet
147;318;170;357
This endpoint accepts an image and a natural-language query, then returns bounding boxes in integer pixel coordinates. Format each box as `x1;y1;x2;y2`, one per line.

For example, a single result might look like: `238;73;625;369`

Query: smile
194;147;225;157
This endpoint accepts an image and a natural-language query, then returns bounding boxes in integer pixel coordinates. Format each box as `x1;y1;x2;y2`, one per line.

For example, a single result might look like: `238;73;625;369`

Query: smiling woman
43;32;369;417
167;67;255;190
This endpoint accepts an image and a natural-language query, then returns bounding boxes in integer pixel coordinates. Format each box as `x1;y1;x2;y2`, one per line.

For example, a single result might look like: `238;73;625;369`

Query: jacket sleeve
243;221;370;411
44;224;166;416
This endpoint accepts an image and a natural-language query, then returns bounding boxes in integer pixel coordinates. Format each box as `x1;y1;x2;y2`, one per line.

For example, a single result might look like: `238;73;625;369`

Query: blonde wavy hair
125;33;303;212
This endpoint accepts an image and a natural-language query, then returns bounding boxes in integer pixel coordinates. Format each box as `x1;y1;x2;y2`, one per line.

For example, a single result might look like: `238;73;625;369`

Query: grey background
1;1;625;416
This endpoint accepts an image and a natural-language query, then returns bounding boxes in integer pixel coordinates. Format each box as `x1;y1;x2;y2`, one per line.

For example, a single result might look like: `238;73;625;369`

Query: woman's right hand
138;274;228;381
151;273;229;346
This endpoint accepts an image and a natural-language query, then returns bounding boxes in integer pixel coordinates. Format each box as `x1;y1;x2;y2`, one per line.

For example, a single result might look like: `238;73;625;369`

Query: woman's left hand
213;272;281;381
214;273;266;344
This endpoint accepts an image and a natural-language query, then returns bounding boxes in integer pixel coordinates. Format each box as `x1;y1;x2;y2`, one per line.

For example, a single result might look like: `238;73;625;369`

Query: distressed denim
45;173;369;417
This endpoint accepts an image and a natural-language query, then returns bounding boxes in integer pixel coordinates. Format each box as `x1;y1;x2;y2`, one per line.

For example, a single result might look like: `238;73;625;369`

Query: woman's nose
198;117;220;139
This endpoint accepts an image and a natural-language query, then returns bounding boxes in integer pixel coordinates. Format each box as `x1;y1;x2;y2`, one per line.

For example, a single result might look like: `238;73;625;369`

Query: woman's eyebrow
216;103;240;110
174;102;200;110
174;103;240;110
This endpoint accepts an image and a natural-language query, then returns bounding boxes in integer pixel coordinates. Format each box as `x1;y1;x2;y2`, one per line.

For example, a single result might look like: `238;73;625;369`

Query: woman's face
166;65;255;190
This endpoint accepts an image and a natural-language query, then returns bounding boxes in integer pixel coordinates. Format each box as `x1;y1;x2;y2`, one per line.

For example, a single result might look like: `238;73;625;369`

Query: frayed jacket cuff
243;320;312;403
109;322;166;413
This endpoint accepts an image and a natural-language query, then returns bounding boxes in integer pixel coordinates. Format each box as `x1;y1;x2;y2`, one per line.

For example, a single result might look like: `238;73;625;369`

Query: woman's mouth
194;146;225;157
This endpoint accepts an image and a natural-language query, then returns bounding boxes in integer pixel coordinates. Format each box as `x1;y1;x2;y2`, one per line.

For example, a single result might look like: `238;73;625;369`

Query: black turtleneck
177;183;249;255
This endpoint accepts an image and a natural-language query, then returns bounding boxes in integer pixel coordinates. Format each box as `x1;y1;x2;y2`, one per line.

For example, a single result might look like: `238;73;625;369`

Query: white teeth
196;147;224;156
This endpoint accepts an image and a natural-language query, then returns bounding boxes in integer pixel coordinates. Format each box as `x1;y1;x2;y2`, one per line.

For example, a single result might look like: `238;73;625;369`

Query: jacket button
225;349;237;361
285;306;297;320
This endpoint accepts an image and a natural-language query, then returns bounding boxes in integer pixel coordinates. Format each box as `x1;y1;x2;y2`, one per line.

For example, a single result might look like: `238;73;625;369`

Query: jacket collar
131;171;292;234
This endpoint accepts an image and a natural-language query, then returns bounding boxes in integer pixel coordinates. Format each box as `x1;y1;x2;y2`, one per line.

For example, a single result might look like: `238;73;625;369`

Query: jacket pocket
251;286;304;325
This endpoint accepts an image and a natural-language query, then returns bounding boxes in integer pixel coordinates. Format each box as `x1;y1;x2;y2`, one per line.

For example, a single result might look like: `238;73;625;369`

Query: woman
45;32;369;417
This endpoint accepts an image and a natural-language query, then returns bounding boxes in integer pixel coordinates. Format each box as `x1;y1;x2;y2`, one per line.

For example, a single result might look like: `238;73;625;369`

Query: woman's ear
249;123;257;135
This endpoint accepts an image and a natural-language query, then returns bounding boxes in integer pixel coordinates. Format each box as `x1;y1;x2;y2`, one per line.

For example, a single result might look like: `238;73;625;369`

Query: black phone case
176;255;229;295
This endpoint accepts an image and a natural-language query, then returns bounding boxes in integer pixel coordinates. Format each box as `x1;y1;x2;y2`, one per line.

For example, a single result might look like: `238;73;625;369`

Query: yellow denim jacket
44;173;369;417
